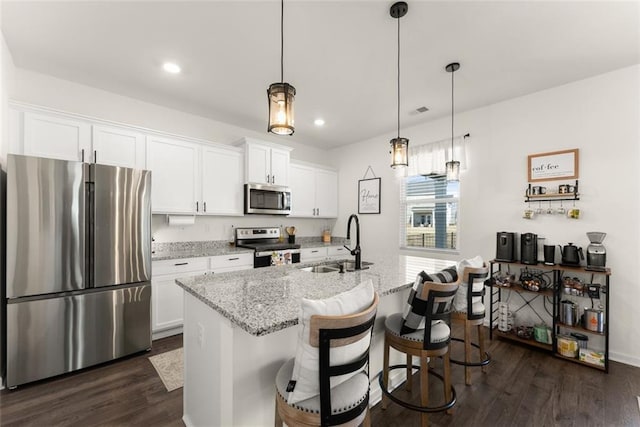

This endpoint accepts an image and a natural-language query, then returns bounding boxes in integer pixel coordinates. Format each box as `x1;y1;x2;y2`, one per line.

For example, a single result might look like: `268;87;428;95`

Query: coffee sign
528;149;579;182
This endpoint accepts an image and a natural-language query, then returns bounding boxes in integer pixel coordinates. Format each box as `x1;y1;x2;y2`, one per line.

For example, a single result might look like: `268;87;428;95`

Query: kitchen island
175;254;455;427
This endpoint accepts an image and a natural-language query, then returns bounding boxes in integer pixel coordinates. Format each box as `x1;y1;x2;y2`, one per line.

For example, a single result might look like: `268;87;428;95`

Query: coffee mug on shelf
523;209;535;219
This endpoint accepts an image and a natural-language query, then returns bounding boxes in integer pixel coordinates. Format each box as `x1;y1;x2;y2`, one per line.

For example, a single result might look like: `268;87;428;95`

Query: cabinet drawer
152;258;209;276
328;246;348;257
301;247;328;261
210;253;253;270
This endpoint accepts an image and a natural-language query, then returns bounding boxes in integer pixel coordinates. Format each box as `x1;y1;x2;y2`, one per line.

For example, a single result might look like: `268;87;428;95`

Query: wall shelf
524;179;580;203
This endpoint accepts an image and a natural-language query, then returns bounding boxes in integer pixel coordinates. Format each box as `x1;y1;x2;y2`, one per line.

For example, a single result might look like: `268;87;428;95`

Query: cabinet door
151;274;186;332
315;169;338;218
270;148;290;186
289;164;316;217
246;144;271;184
23;112;90;161
147;136;199;214
201;146;244;216
92;125;146;169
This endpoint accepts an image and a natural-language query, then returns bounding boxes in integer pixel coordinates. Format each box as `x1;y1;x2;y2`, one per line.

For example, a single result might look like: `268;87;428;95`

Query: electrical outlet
197;322;205;348
587;284;600;299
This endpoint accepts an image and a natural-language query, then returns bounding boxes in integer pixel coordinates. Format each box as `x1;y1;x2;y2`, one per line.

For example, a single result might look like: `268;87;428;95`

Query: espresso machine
586;232;607;271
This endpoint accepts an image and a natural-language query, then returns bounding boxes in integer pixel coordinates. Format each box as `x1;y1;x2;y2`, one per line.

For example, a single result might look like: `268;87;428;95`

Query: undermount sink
299;261;374;273
300;265;340;273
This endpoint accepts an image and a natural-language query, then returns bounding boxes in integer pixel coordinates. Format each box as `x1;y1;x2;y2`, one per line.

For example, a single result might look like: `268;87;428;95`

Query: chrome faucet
344;214;362;270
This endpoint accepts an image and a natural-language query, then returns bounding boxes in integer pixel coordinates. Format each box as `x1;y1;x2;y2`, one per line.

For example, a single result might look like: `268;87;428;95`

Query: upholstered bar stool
450;263;491;385
378;269;459;427
275;281;378;427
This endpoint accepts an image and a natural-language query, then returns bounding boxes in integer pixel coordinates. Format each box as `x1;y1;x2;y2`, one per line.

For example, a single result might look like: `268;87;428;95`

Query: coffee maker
520;232;538;265
586;232;607;271
496;232;517;262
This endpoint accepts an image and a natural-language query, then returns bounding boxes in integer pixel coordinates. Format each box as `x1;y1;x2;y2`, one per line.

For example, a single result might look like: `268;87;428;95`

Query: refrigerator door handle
86;171;95;288
94;150;97;164
81;149;85;162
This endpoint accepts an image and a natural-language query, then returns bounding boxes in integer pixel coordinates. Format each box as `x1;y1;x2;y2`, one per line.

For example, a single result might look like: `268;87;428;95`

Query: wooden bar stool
450;264;491;385
275;289;379;427
378;280;459;427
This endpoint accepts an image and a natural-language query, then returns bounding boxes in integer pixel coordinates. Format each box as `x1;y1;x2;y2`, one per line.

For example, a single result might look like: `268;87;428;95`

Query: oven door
255;250;301;268
245;183;291;215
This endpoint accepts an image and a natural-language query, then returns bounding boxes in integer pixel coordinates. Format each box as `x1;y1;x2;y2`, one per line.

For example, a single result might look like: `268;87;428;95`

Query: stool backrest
309;292;379;427
462;264;489;320
418;281;460;350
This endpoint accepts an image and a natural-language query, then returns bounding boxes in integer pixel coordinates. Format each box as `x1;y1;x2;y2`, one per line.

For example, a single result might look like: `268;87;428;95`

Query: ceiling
2;1;639;149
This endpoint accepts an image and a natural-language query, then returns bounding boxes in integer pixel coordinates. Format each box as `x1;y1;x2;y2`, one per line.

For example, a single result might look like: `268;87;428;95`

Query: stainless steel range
236;227;301;268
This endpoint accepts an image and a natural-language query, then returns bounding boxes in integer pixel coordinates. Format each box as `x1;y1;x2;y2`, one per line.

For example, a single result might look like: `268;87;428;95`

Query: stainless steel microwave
244;183;291;215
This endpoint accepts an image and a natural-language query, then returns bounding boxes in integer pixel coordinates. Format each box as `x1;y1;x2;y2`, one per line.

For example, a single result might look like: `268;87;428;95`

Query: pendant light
267;0;296;136
445;62;460;181
389;2;408;169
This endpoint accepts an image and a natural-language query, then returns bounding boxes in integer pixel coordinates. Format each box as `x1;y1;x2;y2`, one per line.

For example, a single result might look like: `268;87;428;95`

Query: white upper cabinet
23;112;91;162
201;146;244;216
315;169;338;218
92;125;146;169
146;135;200;214
19;111;145;169
239;138;292;186
289;162;338;218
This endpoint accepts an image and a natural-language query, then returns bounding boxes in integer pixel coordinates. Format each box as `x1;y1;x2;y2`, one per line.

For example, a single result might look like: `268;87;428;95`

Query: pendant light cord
397;14;400;139
280;0;284;83
451;67;454;160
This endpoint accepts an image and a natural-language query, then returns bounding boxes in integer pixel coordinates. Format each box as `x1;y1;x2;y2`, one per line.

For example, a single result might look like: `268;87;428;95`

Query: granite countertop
175;254;456;337
152;238;347;261
152;246;253;261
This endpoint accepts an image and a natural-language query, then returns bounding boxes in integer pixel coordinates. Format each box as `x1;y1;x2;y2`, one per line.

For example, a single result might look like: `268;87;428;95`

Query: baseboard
182;414;193;427
610;351;640;368
152;326;183;341
369;368;407;407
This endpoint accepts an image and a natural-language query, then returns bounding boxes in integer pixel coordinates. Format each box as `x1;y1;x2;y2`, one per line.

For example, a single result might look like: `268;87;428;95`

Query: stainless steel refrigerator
5;154;152;388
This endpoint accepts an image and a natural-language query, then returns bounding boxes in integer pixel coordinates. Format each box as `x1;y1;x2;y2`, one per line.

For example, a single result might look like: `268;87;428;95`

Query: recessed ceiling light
314;118;325;126
162;62;181;74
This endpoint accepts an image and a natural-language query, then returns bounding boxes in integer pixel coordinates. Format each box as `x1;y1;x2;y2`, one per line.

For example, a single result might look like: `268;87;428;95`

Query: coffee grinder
586;232;607;271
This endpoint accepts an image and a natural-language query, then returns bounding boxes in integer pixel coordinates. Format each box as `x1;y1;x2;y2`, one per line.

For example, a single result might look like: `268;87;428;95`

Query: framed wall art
358;177;381;214
528;148;579;182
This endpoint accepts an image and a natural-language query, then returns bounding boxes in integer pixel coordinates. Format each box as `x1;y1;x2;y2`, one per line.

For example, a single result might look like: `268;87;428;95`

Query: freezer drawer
6;283;151;388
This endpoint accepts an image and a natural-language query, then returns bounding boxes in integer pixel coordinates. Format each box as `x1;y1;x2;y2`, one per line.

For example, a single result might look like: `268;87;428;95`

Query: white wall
330;65;640;366
1;29;16;166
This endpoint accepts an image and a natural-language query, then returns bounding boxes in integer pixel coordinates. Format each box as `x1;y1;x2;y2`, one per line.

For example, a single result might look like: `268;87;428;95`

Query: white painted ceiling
2;1;639;149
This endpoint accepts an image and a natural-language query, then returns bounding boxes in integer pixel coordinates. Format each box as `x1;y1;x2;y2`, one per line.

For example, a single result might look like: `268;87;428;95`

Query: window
400;175;459;251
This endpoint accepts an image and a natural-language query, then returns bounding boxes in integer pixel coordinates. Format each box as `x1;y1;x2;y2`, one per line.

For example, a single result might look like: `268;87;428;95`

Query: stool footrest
449;337;491;367
377;365;457;413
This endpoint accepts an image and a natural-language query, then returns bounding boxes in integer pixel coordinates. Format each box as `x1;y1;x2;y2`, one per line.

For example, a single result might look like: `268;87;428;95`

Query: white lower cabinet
151;253;253;339
327;246;349;260
152;258;208;338
300;247;328;262
210;253;253;272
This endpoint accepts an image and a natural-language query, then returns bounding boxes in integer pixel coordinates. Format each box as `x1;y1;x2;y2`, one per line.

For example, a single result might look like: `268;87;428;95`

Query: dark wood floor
1;331;639;426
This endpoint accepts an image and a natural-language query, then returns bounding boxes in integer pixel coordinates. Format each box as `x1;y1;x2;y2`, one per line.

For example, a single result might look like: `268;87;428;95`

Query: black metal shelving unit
487;260;610;372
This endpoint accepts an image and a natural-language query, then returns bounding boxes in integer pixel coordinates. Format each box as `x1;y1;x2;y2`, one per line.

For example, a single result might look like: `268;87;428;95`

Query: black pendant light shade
268;0;295;136
445;62;460;181
390;2;408;169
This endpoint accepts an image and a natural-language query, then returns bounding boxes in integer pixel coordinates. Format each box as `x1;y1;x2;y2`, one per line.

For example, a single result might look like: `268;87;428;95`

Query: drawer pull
228;257;240;261
174;262;189;266
311;250;319;253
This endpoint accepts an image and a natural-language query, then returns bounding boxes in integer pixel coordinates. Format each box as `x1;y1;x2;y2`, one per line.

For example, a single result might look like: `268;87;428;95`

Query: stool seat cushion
401;266;458;335
386;312;450;343
276;358;369;415
287;280;375;404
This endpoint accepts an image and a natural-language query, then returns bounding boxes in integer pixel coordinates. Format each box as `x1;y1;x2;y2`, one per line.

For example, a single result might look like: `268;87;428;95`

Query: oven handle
255;249;301;257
